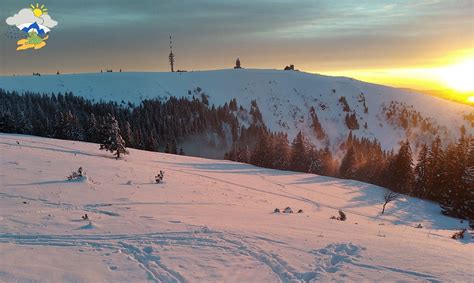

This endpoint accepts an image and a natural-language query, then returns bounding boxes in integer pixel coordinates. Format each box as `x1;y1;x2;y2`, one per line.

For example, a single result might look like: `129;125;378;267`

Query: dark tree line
227;127;473;222
0;89;241;154
226;129;337;177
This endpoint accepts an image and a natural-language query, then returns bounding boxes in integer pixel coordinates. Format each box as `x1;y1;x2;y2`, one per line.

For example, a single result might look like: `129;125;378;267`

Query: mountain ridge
1;69;472;153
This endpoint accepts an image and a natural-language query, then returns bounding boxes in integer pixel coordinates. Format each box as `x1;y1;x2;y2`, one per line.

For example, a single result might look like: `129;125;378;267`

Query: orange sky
1;1;473;103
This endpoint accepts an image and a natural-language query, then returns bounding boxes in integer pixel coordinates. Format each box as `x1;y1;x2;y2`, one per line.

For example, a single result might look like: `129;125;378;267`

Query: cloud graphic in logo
40;14;58;28
6;8;57;28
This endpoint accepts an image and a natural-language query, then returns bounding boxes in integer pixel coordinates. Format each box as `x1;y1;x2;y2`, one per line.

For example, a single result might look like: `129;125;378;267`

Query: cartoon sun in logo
31;3;48;18
5;3;58;51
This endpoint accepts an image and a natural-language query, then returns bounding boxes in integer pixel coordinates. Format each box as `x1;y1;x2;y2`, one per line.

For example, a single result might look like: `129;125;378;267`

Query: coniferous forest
0;89;240;154
1;89;472;223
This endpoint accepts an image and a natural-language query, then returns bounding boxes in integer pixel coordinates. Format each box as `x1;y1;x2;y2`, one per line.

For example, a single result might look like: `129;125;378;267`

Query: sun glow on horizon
435;57;474;93
319;52;474;104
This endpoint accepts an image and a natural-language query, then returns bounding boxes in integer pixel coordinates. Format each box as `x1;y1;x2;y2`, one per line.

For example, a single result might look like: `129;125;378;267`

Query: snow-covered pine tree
123;121;134;146
387;141;414;194
229;98;238;111
464;138;474;225
86;113;100;143
272;132;290;170
249;100;263;125
14;111;32;134
250;130;273;168
319;146;336;176
414;144;429;198
339;146;357;179
62;110;83;141
290;131;309;172
308;146;323;174
345;112;359;130
426;137;444;201
236;146;250;163
439;138;473;220
442;144;462;215
0;112;16;133
99;113;129;159
52;111;66;139
309;106;326;140
338;96;350;112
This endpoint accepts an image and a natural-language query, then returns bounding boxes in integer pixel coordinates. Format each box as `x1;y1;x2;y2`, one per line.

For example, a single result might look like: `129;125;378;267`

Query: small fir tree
99;113;129;159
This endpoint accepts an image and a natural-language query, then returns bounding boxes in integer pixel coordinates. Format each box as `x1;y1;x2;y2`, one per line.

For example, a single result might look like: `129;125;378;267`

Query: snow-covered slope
0;69;472;151
0;134;472;282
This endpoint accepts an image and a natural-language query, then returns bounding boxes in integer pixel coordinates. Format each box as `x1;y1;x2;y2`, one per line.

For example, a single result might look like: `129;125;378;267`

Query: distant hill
0;69;472;153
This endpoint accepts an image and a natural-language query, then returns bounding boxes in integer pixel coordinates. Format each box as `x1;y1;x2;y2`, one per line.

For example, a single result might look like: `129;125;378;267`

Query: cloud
6;9;40;26
41;14;58;28
5;8;58;28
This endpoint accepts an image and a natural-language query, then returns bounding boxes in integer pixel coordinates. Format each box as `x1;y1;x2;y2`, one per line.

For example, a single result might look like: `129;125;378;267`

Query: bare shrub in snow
283;207;293;213
451;229;466;240
155;170;165;183
330;210;347;221
337;210;346;221
382;191;399;214
67;167;84;180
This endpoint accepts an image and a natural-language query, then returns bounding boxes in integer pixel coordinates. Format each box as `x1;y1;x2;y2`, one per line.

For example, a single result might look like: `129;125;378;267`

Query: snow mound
77;221;99;230
67;175;88;183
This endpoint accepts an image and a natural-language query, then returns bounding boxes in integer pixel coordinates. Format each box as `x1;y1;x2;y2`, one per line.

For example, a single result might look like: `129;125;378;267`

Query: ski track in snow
0;230;440;283
0;230;298;282
168;168;447;238
310;243;440;282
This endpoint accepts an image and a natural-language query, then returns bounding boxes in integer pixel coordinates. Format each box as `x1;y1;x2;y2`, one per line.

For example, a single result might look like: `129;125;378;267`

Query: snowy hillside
0;133;472;282
0;69;472;152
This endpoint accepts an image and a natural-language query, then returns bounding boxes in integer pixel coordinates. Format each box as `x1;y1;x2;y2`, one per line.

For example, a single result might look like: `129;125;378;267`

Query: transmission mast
169;35;175;72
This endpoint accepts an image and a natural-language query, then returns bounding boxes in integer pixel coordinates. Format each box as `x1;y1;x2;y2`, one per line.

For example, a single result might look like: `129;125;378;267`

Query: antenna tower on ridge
169;35;175;72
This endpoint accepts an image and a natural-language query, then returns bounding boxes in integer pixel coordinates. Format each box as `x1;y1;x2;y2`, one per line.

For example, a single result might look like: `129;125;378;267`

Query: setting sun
436;57;474;93
321;52;474;105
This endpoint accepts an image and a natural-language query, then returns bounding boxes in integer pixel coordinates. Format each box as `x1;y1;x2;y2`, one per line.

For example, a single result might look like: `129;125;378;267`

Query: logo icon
6;3;58;51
